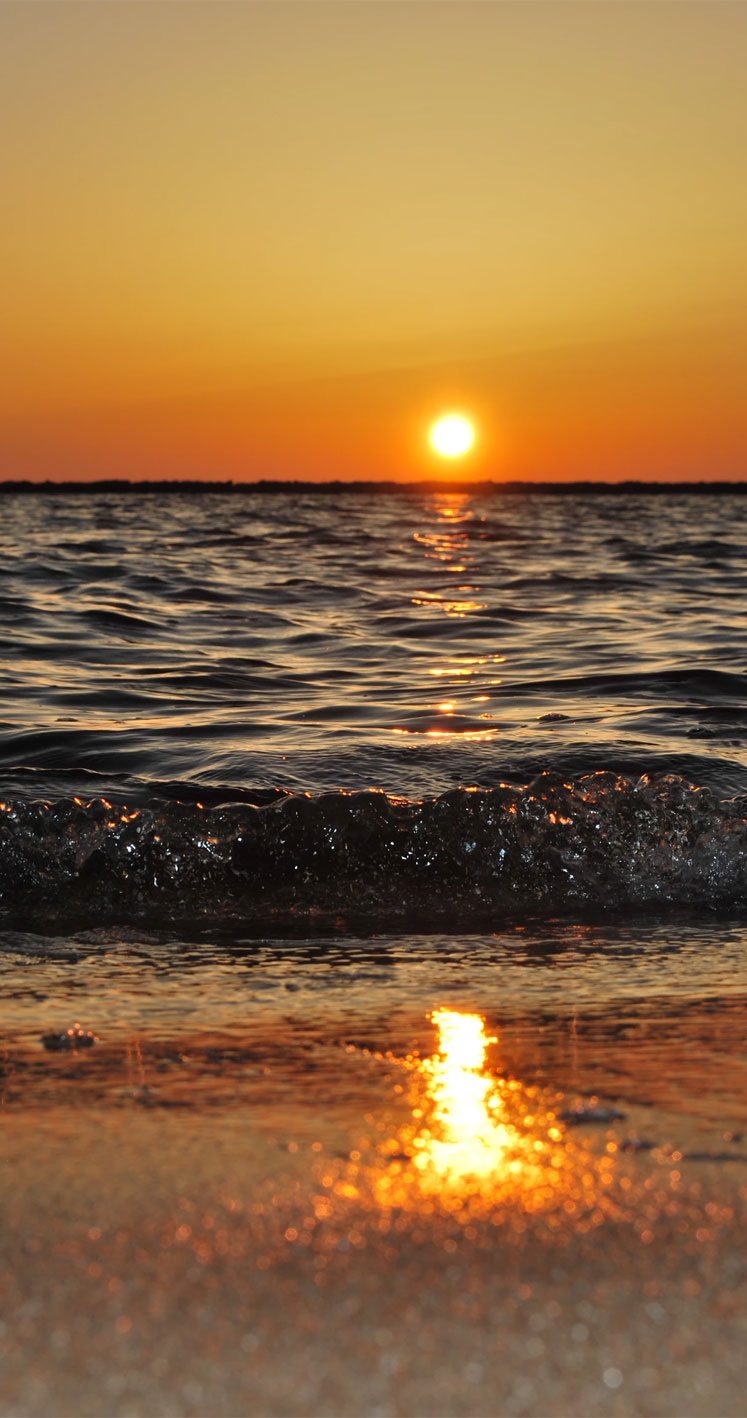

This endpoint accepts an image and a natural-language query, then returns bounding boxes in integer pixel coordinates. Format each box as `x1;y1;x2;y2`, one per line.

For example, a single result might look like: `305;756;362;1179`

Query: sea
1;484;747;1186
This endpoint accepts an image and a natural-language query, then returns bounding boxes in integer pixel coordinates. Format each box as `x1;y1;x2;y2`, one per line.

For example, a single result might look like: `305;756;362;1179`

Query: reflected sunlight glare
316;1007;647;1239
418;1009;514;1181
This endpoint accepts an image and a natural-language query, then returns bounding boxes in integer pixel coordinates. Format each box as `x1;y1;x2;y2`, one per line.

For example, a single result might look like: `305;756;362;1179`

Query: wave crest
1;772;746;927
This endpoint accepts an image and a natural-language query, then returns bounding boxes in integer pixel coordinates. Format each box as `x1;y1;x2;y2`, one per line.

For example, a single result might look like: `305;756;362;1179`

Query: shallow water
2;915;747;1141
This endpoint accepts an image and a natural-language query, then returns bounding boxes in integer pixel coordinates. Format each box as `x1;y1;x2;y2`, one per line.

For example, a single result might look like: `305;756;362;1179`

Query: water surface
1;489;746;1416
1;488;745;800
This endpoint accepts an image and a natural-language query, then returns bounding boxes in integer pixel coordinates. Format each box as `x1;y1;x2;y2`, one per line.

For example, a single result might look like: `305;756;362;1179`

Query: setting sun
429;413;476;459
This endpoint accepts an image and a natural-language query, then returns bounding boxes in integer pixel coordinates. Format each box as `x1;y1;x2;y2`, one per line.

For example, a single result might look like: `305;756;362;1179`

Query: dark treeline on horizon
0;478;745;496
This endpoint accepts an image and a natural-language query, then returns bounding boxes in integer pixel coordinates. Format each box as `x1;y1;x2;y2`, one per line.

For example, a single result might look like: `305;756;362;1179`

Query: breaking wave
2;772;746;929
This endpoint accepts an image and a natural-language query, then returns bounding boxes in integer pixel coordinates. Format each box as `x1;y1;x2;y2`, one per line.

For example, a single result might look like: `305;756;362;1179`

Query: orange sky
1;1;745;482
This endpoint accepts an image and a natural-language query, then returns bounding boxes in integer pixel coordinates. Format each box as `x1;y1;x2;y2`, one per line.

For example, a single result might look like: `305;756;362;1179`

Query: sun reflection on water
332;1008;589;1221
397;499;507;738
310;1004;655;1245
413;1009;514;1182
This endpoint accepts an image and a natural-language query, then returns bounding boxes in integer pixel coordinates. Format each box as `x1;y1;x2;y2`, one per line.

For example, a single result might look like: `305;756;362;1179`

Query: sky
1;0;745;483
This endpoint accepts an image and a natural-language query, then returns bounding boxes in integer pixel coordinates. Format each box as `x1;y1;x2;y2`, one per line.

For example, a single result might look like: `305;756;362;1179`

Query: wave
1;772;746;929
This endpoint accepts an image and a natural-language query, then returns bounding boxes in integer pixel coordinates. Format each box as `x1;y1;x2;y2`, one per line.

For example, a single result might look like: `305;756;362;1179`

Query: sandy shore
1;1023;745;1418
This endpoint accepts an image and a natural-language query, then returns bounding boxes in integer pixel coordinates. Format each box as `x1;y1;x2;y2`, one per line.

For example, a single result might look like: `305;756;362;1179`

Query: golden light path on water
368;1009;561;1215
319;1008;635;1235
414;1009;513;1182
393;496;506;741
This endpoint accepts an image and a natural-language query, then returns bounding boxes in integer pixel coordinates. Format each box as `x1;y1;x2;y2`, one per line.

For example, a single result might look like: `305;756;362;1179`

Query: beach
1;917;746;1416
1;1039;745;1417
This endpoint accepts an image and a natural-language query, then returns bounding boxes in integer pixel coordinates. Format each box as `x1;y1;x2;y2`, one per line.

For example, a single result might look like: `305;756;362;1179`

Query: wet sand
1;1013;746;1418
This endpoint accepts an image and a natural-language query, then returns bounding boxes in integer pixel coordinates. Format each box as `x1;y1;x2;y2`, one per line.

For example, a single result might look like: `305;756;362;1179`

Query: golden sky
1;0;745;482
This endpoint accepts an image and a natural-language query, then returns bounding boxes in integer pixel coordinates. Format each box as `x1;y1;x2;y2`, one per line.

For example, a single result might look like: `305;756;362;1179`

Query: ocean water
1;487;747;1154
1;488;747;926
2;488;747;804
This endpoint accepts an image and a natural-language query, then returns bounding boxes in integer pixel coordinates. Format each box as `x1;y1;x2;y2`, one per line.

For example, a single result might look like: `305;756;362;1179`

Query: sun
429;413;475;459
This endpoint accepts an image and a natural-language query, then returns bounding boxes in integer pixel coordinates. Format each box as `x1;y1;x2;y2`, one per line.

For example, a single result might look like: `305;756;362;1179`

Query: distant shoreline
0;477;745;496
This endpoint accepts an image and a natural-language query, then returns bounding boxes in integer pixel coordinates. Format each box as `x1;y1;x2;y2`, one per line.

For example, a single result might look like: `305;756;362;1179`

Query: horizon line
0;477;746;496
